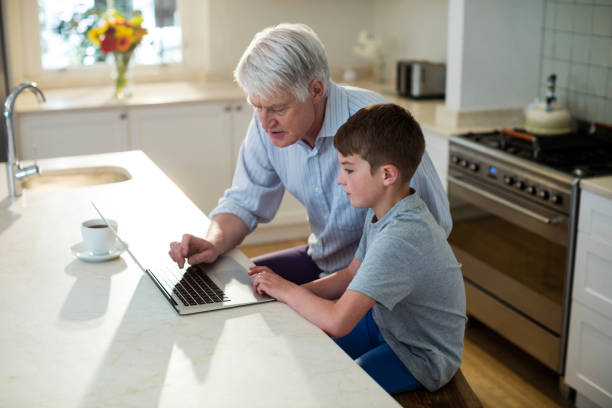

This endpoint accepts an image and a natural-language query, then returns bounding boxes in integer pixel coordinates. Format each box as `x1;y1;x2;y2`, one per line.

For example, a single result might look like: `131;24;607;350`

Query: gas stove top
454;122;612;178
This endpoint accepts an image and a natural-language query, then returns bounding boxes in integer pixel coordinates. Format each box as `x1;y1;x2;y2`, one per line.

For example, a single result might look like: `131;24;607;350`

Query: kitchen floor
240;240;576;408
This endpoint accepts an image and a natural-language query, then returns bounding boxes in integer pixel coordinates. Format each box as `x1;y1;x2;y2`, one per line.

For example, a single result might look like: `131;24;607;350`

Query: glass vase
112;52;133;100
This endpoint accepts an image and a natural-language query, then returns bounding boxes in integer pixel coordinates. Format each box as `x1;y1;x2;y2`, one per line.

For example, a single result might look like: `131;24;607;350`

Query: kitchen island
0;151;400;407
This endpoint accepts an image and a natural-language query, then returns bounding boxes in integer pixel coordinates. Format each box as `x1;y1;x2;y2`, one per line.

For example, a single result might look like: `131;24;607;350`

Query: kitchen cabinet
129;102;235;215
129;101;308;243
18;109;129;160
15;99;308;244
422;128;449;191
565;190;612;408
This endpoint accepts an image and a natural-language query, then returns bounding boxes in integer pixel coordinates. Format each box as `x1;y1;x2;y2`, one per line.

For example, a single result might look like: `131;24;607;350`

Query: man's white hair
234;23;330;102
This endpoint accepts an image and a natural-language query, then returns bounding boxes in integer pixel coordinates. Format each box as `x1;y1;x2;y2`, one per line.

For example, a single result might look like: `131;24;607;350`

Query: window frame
3;0;207;88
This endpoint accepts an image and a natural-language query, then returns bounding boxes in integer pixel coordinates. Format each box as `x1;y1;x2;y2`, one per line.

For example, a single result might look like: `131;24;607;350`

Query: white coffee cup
81;218;118;255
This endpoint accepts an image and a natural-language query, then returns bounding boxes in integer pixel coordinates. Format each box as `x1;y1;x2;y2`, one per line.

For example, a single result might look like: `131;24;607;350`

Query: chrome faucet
4;81;46;197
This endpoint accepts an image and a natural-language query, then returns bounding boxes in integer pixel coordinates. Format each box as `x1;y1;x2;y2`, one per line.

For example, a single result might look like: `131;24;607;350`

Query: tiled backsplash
541;0;612;123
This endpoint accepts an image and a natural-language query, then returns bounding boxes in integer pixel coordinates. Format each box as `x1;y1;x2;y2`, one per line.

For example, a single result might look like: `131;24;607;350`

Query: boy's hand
248;266;296;303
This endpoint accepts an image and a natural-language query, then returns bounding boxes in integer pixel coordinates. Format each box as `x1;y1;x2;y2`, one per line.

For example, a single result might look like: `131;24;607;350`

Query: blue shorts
333;309;423;394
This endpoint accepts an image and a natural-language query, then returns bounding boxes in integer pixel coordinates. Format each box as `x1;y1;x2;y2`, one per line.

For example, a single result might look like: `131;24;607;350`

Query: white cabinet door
129;103;233;215
565;301;612;408
17;109;129;160
566;190;612;407
422;128;449;191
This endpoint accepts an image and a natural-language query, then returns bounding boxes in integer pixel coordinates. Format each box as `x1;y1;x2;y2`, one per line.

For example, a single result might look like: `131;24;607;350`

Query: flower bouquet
88;10;147;99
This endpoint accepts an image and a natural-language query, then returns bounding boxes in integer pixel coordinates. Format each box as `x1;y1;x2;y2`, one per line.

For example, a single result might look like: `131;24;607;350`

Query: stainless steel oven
447;125;612;374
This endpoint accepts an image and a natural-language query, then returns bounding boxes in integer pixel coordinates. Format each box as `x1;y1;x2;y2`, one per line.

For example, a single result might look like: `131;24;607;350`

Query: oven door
448;172;570;371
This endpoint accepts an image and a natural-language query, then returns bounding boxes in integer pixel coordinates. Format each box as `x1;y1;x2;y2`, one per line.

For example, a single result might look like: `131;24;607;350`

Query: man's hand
248;265;297;303
168;234;220;268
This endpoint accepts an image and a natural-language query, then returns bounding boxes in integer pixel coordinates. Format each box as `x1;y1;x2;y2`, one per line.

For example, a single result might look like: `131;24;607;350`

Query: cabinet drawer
565;301;612;408
578;190;612;242
574;232;612;318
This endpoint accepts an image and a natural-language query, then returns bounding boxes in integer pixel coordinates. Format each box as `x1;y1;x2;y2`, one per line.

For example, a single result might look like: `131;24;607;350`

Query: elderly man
169;23;451;284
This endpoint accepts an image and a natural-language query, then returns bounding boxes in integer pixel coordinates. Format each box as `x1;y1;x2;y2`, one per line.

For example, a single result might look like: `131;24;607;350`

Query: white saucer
70;241;127;263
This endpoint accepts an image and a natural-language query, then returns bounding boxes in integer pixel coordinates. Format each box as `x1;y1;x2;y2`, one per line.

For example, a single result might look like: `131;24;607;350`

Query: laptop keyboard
155;263;230;306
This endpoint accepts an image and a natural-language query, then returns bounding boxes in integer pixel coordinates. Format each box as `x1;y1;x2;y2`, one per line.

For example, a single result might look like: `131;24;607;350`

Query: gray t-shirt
348;193;466;391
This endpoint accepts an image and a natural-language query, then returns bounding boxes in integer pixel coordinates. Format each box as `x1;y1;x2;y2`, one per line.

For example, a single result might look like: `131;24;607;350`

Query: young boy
248;104;466;393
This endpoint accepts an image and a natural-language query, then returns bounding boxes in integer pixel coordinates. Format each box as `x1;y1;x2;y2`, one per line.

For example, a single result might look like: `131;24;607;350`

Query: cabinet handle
120;113;128;120
234;105;242;112
224;105;232;112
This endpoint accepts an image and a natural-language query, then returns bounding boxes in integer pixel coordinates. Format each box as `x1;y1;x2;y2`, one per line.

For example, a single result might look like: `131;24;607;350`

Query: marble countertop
0;151;400;407
14;79;515;138
580;176;612;200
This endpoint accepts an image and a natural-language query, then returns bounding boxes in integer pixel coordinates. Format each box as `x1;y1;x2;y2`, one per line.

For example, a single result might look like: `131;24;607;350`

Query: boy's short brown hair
334;103;425;184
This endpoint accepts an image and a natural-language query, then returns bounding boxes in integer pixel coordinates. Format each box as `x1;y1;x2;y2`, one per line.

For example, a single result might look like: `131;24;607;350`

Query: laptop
90;200;273;315
143;255;275;315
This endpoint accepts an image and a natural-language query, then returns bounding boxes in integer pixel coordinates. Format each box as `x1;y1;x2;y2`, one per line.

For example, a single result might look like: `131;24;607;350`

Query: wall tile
593;6;612;35
552;59;572;88
554;31;573;59
587;65;607;95
541;0;611;121
589;36;611;66
556;87;568;106
545;1;557;29
605;100;612;124
541;58;555;91
556;3;575;30
569;63;590;90
543;29;555;57
572;34;591;62
574;4;593;34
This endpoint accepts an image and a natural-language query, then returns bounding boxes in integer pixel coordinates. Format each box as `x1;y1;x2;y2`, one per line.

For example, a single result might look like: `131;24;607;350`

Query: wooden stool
393;369;482;408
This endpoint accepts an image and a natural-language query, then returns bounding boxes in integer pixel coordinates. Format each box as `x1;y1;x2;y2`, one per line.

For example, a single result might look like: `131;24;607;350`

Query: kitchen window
38;0;182;70
4;0;201;87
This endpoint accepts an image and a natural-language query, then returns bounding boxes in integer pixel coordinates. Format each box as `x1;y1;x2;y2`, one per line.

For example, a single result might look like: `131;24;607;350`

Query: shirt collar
317;81;350;139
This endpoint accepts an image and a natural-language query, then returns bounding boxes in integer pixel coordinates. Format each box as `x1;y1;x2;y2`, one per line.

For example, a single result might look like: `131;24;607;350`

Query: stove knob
503;176;514;185
538;190;549;200
451;155;460;164
515;180;525;190
526;185;536;195
469;162;479;172
551;195;563;204
460;159;469;168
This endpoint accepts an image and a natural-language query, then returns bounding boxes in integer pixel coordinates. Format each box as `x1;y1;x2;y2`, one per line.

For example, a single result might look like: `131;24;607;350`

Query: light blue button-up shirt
210;82;451;274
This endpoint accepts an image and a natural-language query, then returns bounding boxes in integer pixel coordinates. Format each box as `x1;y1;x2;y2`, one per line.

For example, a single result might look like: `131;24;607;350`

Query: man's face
249;90;318;148
336;152;384;209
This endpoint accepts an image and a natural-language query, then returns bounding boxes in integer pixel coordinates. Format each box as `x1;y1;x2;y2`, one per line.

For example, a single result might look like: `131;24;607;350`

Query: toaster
396;60;446;99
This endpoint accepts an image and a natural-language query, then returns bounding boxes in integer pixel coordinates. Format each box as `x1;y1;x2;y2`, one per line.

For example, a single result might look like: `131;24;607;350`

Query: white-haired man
169;23;451;284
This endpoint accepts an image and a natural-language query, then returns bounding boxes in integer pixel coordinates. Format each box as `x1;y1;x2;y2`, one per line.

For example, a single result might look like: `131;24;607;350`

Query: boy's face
337;152;385;209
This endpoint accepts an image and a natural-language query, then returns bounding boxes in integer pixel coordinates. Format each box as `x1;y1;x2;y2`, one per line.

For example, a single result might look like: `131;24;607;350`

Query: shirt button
315;187;320;193
323;215;328;219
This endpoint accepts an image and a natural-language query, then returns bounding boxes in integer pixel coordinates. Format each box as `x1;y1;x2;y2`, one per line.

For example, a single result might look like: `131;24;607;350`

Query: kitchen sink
21;166;132;191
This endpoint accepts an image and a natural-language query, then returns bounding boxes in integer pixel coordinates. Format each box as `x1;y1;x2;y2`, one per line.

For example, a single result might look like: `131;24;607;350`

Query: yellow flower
87;26;104;45
115;24;134;41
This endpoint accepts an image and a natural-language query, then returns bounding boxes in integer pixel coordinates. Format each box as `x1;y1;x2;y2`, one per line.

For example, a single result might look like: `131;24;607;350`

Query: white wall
373;0;448;81
204;0;375;78
446;0;544;111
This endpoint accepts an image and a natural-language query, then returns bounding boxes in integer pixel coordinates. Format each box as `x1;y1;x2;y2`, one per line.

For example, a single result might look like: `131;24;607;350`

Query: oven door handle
448;176;566;225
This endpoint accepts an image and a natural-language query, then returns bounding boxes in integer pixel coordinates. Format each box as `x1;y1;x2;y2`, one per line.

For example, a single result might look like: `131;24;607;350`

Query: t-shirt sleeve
348;231;421;310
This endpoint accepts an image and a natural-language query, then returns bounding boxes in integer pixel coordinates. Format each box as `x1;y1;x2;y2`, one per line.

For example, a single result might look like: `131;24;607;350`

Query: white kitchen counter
14;79;516;138
580;176;612;200
0;151;399;407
